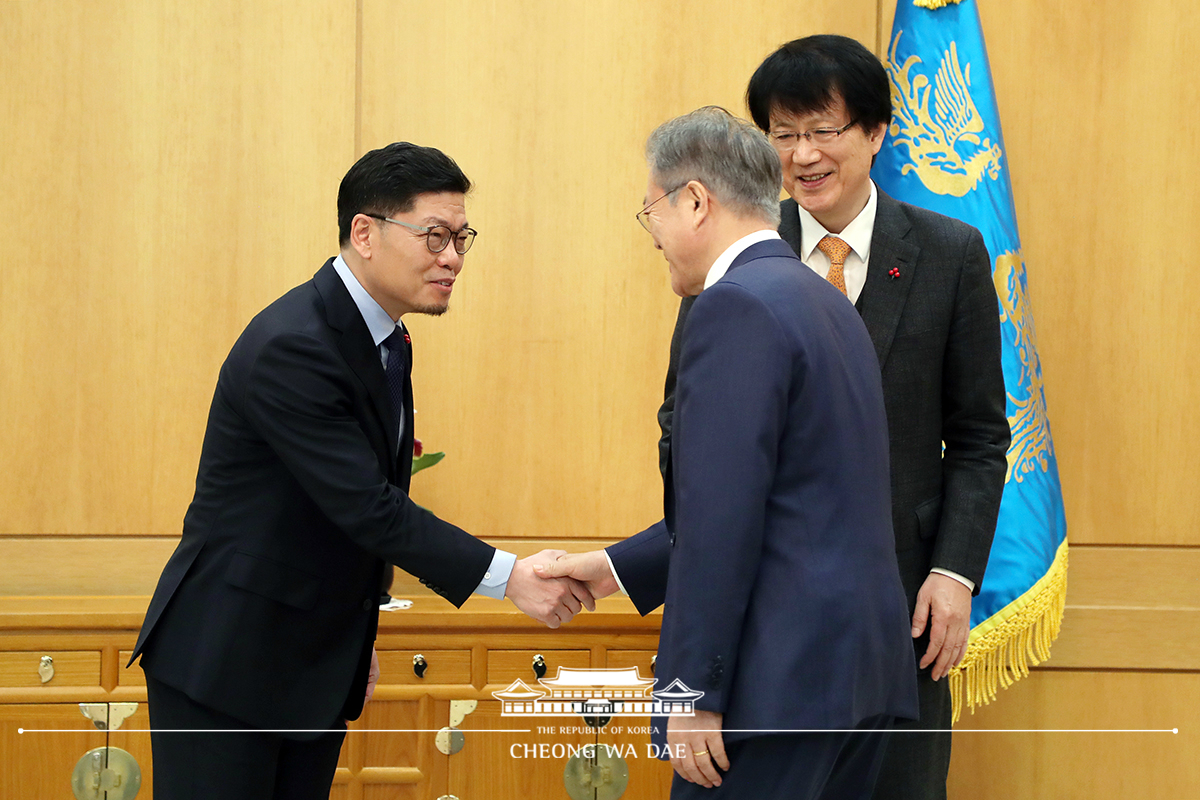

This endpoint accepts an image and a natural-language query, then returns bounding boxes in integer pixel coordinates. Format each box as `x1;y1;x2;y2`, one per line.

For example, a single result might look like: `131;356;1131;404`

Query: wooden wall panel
948;671;1196;799
0;0;357;536
984;0;1200;546
361;0;877;541
945;543;1200;795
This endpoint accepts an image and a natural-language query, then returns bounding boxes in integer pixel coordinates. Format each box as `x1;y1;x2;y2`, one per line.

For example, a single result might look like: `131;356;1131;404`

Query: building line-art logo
492;667;703;717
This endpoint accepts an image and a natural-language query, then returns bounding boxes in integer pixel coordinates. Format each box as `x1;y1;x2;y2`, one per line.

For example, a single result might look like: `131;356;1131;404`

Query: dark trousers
145;675;346;800
871;659;953;800
670;715;894;800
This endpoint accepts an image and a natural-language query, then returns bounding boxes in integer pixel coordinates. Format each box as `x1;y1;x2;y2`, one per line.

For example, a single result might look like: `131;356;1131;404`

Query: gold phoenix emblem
993;251;1054;483
885;31;1002;197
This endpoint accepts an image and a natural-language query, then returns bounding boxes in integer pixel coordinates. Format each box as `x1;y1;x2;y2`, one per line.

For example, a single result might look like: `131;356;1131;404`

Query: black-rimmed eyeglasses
367;214;477;254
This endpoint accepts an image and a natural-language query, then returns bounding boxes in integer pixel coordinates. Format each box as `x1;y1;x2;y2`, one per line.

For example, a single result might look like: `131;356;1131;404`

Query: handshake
503;549;619;628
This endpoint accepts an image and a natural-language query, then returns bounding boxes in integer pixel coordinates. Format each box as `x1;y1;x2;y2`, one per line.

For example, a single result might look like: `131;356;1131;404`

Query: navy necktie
383;327;408;441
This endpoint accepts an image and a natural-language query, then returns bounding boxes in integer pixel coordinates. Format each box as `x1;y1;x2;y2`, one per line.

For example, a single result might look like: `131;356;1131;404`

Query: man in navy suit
538;107;917;799
131;143;592;800
628;37;1010;800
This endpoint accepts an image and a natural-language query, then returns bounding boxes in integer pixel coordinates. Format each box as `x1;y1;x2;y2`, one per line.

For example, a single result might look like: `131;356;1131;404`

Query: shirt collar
796;180;878;263
703;229;783;290
332;254;403;347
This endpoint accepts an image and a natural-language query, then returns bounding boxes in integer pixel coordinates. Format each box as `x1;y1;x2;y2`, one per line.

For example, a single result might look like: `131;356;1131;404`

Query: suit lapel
779;195;920;369
313;259;398;479
857;192;919;370
779;198;802;255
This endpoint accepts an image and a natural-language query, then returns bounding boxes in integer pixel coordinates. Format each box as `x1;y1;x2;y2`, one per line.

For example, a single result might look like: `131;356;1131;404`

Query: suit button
362;599;374;611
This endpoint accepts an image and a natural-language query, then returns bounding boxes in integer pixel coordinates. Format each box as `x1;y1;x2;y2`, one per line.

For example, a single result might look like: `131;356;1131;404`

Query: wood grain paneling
1044;545;1200;670
985;0;1200;546
0;0;356;536
949;670;1197;799
0;536;614;595
486;649;591;689
0;537;177;595
0;651;100;688
376;649;473;687
0;703;153;800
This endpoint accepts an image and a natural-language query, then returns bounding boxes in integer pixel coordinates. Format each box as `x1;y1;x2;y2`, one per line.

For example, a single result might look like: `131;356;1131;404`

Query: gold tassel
946;540;1069;723
913;0;965;9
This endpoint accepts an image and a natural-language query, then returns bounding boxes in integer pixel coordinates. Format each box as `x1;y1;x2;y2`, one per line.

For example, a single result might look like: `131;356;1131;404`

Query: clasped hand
506;549;597;628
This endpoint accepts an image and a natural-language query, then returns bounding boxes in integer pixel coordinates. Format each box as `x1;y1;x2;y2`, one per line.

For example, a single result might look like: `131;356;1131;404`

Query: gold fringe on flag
946;539;1069;723
913;0;964;9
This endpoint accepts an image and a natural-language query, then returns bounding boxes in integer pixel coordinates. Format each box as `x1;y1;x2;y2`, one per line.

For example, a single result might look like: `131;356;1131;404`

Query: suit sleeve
240;331;494;607
933;226;1011;589
606;520;671;616
663;283;790;713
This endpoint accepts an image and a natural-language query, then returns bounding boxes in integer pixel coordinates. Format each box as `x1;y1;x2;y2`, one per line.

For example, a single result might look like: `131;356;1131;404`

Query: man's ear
682;180;712;228
867;121;889;156
348;214;375;259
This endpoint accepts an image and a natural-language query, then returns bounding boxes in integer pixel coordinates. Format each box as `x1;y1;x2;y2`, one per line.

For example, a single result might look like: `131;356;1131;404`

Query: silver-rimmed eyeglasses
367;214;477;254
636;184;687;232
767;119;858;151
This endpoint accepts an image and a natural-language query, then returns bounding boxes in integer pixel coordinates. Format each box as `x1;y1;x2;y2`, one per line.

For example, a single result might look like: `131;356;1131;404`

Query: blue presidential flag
872;0;1068;720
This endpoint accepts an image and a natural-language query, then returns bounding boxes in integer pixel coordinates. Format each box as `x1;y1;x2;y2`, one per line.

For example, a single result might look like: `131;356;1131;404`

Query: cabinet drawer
0;651;101;687
487;650;590;686
377;649;471;685
118;651;145;686
607;650;658;678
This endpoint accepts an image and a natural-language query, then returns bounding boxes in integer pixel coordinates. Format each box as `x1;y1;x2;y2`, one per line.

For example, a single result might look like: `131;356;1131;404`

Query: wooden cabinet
0;596;671;800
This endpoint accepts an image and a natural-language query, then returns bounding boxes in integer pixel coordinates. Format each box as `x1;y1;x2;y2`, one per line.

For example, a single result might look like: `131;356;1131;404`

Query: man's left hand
365;647;380;704
667;710;728;788
911;573;972;681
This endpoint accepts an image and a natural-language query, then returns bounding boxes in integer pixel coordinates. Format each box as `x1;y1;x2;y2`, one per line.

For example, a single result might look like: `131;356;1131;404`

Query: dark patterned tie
383;327;408;442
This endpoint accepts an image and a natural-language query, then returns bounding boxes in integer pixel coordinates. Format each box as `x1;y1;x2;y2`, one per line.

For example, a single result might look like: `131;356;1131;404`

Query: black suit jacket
658;192;1009;605
131;259;495;729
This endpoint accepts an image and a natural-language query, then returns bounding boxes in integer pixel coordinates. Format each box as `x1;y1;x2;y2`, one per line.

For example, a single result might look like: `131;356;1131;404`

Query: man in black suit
130;143;592;800
649;37;1009;799
539;107;917;799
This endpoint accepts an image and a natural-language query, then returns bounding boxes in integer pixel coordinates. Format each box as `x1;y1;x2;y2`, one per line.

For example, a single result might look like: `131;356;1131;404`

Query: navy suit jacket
657;193;1009;610
610;239;918;740
131;259;495;730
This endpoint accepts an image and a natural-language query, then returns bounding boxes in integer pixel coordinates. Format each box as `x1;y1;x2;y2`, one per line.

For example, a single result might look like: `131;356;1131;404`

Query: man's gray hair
645;106;782;226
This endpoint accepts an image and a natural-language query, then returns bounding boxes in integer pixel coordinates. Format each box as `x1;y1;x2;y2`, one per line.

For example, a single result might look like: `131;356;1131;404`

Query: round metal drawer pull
72;746;141;800
413;654;428;678
38;655;55;684
532;653;547;679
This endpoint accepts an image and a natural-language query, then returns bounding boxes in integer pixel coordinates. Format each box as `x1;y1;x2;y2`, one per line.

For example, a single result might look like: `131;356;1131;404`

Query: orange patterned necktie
816;235;850;296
